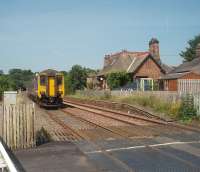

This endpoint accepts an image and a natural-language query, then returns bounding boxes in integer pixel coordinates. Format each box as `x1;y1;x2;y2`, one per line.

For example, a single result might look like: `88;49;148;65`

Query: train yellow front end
34;69;65;107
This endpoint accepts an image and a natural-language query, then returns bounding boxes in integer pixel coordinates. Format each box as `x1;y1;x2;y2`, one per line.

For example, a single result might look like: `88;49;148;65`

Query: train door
48;77;55;97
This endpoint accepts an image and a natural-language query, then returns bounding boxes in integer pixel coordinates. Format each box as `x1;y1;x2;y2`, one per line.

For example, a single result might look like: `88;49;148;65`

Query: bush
106;72;132;89
178;94;197;121
36;127;52;146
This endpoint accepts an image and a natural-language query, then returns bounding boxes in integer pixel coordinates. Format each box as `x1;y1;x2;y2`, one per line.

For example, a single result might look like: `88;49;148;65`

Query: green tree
106;72;132;89
61;72;73;95
180;34;200;61
8;69;34;90
0;75;10;98
69;65;88;92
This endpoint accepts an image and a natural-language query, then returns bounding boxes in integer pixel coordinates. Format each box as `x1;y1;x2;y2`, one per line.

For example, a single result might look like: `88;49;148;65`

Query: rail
63;99;200;133
0;139;18;172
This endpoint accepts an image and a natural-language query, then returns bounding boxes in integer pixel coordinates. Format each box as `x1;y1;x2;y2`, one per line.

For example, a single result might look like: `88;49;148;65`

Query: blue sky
0;0;200;73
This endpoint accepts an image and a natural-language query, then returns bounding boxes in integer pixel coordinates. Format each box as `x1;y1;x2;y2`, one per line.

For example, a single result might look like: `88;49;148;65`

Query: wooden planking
1;103;35;150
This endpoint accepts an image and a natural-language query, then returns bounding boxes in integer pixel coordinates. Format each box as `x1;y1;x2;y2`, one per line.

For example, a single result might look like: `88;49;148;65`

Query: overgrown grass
68;92;182;119
113;95;181;119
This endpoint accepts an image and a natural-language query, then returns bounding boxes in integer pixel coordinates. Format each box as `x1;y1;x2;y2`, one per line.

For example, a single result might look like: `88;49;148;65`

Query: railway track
40;101;200;172
62;109;141;138
44;109;134;171
63;99;168;125
63;98;200;133
45;110;85;141
62;107;159;138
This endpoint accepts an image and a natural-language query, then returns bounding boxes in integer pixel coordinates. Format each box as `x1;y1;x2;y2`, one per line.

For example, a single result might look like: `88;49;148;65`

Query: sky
0;0;200;73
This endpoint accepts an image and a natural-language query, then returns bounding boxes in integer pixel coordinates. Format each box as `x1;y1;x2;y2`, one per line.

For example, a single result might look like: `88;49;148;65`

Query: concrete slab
14;141;101;172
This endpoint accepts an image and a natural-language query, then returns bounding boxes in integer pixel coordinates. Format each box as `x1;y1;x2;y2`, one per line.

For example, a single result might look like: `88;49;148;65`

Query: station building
97;38;172;90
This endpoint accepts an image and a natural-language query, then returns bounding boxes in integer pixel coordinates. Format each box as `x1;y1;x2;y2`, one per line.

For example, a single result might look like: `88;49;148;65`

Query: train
29;69;65;108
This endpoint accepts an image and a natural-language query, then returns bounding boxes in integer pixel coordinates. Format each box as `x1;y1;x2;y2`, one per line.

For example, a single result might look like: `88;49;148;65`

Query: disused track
63;98;200;133
63;99;168;125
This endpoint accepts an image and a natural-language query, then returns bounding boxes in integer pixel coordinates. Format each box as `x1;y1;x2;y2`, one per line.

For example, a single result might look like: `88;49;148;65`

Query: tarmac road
14;132;200;172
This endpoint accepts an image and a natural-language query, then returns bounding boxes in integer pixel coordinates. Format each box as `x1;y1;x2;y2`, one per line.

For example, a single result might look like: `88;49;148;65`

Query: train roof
39;69;63;76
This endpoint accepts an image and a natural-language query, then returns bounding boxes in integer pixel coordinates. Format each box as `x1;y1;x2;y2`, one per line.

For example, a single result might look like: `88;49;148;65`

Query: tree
69;65;88;92
8;69;34;90
106;72;132;89
0;70;3;75
61;71;73;95
180;34;200;62
0;75;10;98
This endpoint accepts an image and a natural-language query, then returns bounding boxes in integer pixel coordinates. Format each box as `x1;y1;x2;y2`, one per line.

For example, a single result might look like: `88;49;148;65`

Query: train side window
40;75;46;85
57;76;62;86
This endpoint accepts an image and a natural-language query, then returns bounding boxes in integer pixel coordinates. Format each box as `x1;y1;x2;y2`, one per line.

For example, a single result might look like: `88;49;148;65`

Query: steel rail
61;109;131;139
63;100;167;125
45;110;134;172
45;110;85;140
63;99;200;133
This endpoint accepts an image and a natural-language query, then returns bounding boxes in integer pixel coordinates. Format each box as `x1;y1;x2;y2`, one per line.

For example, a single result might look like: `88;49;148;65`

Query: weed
36;127;52;146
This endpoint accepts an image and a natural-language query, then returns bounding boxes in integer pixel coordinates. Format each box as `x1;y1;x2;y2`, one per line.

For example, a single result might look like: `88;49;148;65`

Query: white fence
177;79;200;115
112;90;180;103
178;79;200;94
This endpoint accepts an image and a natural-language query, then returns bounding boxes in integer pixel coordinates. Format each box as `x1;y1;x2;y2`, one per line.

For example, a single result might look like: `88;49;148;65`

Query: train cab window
57;76;62;86
40;75;46;86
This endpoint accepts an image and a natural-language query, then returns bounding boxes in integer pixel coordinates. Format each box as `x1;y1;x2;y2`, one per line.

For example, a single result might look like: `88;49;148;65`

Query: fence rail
0;103;35;150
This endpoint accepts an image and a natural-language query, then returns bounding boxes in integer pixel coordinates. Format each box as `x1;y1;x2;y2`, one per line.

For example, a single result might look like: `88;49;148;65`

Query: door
48;77;55;97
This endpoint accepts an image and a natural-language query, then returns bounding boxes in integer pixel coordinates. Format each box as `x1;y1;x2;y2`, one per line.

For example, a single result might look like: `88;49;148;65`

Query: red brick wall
134;58;162;79
181;72;200;79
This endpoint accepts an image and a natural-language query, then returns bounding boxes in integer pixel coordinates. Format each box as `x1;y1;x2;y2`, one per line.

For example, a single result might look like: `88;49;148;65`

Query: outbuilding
161;43;200;92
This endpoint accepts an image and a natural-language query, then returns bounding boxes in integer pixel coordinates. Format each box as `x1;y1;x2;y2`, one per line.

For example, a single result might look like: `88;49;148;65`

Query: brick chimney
196;43;200;58
149;38;160;62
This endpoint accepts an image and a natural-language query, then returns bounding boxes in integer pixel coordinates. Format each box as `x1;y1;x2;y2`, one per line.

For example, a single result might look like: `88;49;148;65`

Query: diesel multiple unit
29;69;64;107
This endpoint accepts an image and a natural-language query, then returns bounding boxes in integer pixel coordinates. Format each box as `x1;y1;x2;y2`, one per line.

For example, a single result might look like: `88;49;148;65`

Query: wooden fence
0;103;35;150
